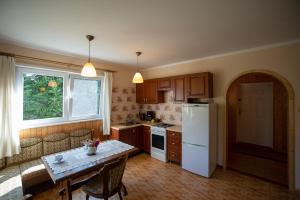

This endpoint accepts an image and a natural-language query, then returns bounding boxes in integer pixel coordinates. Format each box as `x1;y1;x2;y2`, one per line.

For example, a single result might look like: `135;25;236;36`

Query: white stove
150;123;174;162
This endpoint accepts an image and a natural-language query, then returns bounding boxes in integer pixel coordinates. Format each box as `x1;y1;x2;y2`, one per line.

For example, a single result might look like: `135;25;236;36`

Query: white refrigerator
182;103;217;178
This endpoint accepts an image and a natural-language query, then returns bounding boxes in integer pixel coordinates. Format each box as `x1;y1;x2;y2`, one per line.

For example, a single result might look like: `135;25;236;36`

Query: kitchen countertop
111;121;159;130
111;122;182;132
166;125;182;133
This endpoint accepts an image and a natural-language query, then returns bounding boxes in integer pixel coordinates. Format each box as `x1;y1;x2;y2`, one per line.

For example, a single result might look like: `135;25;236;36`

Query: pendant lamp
81;35;97;77
132;51;144;83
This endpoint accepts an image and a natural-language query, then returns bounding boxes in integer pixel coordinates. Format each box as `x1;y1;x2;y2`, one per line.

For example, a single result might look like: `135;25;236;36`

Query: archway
225;71;295;191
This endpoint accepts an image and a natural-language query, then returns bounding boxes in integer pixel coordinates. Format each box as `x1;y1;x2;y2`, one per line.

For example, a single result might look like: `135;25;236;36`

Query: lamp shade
81;62;97;77
132;72;144;83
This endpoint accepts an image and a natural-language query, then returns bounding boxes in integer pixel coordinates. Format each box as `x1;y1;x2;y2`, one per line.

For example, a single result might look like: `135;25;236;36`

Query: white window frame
69;74;103;121
16;65;103;128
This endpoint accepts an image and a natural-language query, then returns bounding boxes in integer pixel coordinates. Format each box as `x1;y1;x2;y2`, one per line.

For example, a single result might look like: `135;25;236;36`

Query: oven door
152;133;165;151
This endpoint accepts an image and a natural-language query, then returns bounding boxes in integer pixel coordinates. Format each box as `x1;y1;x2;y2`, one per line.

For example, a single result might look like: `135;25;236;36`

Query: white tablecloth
43;140;134;175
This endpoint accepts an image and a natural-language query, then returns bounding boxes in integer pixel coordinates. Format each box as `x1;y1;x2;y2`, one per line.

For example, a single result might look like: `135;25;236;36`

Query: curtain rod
0;51;116;73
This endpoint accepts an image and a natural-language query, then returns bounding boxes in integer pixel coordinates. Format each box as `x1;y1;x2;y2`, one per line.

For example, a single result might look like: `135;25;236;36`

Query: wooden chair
69;154;128;200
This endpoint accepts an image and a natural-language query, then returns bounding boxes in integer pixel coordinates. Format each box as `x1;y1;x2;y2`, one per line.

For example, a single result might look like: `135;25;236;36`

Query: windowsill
20;117;102;129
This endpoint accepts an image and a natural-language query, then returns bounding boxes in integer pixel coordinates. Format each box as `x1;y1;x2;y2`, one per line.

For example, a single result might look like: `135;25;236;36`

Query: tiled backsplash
111;86;139;124
111;87;182;125
139;90;182;125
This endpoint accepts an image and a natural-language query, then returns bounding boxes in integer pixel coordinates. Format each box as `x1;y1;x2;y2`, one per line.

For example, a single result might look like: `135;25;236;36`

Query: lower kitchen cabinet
110;126;150;152
142;126;151;154
110;127;142;148
167;130;182;164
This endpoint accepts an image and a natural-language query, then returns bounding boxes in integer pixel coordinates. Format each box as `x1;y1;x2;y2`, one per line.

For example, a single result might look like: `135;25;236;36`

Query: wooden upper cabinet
186;72;213;99
136;83;145;104
158;78;171;91
136;72;213;104
136;79;164;104
172;76;185;102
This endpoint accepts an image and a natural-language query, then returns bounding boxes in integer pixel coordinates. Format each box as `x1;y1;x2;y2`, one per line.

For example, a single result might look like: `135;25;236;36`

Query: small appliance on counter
146;111;155;121
139;112;146;121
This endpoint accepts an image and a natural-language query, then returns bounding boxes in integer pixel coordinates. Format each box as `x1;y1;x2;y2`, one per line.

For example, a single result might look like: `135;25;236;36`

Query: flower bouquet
82;139;101;156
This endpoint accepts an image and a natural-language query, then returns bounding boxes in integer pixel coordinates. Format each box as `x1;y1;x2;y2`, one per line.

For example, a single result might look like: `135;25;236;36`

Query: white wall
142;42;300;190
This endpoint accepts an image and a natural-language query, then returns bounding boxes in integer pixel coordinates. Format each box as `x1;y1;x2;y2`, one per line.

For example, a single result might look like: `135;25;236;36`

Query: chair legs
118;190;123;200
121;182;128;196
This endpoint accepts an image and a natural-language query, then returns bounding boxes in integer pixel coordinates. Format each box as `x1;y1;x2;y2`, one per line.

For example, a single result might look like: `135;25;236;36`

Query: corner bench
0;128;92;200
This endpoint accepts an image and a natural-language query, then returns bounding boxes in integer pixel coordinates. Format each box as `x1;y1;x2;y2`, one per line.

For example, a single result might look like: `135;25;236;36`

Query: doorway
226;72;289;186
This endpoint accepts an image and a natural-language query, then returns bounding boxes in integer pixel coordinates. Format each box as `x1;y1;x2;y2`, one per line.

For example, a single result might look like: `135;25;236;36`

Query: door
136;83;145;103
186;72;213;99
182;143;209;177
143;126;151;153
186;74;206;97
182;104;209;147
237;82;273;148
145;80;158;103
172;76;185;102
158;78;171;90
119;129;131;145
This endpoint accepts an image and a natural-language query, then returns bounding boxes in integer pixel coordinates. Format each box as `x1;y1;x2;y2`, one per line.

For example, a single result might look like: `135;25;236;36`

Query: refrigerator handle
183;141;207;148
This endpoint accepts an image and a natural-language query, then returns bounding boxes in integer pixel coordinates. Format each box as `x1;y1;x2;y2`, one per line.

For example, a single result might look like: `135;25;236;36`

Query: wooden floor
228;152;288;185
33;153;297;200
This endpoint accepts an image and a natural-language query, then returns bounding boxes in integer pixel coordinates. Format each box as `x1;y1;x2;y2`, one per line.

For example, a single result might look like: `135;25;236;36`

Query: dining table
41;140;135;200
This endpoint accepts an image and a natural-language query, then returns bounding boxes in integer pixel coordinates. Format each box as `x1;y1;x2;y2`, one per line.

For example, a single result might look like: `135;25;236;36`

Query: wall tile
139;90;182;125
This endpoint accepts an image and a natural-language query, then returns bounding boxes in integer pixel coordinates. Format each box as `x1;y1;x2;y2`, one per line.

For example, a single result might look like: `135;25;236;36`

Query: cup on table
55;154;63;162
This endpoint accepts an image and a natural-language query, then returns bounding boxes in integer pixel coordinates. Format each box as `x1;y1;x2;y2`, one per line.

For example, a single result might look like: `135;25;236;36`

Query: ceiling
0;0;299;68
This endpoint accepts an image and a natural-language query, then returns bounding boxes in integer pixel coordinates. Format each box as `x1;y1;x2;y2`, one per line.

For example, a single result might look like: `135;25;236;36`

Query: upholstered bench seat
0;128;93;199
19;159;50;190
0;166;23;200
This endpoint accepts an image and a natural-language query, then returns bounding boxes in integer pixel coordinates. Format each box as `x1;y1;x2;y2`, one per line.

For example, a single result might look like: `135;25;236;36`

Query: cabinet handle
172;142;175;145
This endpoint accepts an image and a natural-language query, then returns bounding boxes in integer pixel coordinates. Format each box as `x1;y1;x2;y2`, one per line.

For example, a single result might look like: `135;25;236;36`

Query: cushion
81;174;104;196
6;137;43;166
43;133;70;155
0;165;23;200
70;129;92;149
19;159;50;190
0;158;5;169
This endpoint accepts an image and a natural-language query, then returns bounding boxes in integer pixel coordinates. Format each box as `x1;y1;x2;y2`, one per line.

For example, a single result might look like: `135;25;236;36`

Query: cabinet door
186;72;213;98
131;127;141;148
136;83;145;103
167;131;182;164
143;126;151;153
158;78;171;90
172;76;185;102
119;129;131;145
145;80;158;104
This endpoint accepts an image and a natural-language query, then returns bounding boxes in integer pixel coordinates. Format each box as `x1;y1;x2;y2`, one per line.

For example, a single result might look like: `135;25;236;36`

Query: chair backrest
102;154;128;195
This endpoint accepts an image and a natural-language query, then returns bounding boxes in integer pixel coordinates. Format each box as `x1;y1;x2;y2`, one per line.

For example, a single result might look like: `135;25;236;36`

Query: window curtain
101;72;113;135
0;55;21;158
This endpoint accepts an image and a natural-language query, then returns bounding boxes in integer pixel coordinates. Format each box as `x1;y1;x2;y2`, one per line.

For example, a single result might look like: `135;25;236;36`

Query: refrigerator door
182;104;209;147
182;142;209;177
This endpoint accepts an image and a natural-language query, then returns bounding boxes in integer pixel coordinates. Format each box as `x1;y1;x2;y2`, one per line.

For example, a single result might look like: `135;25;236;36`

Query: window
70;76;101;119
17;66;102;128
23;73;64;120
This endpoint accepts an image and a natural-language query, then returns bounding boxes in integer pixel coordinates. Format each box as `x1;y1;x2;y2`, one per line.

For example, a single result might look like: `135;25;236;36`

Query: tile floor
34;153;298;200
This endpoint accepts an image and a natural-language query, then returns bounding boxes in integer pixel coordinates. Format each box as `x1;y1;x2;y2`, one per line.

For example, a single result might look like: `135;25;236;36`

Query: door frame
224;70;295;191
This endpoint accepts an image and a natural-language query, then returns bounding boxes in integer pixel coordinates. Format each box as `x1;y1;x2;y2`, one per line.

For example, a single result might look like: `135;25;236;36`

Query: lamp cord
88;40;90;63
136;55;139;72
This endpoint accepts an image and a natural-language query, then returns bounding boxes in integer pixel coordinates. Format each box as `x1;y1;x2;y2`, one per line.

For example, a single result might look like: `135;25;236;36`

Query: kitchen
0;1;299;199
111;72;217;177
